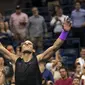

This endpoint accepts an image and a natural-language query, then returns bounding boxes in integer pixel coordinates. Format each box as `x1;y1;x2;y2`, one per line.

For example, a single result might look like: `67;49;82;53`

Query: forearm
39;19;71;61
40;30;69;60
53;30;69;50
53;38;64;51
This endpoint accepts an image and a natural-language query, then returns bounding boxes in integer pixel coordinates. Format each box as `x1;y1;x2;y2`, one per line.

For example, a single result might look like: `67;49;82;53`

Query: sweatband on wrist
59;30;69;40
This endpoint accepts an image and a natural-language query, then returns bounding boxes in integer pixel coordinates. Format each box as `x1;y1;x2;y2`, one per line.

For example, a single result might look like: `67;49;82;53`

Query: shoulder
71;10;76;14
29;16;34;20
80;9;85;12
16;57;22;62
21;12;28;16
39;15;44;19
68;77;73;80
52;16;56;19
11;13;16;17
62;15;69;18
55;79;62;84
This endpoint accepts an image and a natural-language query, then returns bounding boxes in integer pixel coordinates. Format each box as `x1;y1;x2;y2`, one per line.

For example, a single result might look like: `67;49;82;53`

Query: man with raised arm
0;19;71;85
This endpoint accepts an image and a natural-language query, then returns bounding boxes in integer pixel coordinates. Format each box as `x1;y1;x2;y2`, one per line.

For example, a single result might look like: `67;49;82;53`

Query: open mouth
23;50;32;54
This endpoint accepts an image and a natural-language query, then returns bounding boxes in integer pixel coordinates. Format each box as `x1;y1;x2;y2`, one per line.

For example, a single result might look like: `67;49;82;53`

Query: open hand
63;18;72;31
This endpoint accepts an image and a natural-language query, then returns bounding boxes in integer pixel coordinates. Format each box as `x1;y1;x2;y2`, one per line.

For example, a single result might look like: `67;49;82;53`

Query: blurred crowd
0;0;85;85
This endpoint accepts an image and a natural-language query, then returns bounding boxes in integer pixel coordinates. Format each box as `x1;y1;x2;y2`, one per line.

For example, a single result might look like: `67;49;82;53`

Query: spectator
55;50;62;62
71;1;85;47
0;53;13;85
72;77;80;85
50;5;69;38
75;47;85;72
39;60;54;83
0;13;10;34
9;5;28;41
80;63;85;80
6;45;15;85
0;71;5;85
53;61;62;82
46;50;62;81
28;7;47;53
80;63;85;85
46;50;62;72
74;63;81;78
55;67;73;85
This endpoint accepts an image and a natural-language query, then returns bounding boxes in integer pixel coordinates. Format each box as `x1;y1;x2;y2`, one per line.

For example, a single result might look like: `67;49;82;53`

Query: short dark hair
55;5;62;10
80;47;85;52
75;1;81;5
73;76;80;81
59;66;68;71
59;66;69;77
16;5;21;10
32;7;38;11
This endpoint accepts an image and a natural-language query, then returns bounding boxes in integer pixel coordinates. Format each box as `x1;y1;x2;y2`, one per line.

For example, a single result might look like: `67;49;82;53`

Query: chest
58;79;72;85
12;15;25;23
72;11;85;19
15;59;38;76
30;17;43;25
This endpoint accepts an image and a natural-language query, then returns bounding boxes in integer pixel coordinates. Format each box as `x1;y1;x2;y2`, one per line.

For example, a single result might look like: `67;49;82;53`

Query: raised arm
37;19;72;61
0;43;18;63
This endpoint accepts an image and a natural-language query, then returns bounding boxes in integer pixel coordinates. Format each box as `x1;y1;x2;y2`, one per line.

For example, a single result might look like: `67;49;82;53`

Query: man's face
59;68;67;79
57;8;63;16
72;78;80;85
32;8;39;16
21;40;34;53
80;48;85;58
75;2;81;10
16;9;21;14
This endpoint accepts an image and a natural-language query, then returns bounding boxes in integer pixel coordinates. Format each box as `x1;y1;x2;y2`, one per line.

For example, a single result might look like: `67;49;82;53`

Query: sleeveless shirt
15;56;42;85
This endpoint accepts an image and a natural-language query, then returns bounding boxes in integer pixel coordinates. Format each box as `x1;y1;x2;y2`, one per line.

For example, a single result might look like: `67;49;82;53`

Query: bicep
1;47;17;62
37;46;54;61
37;38;64;61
